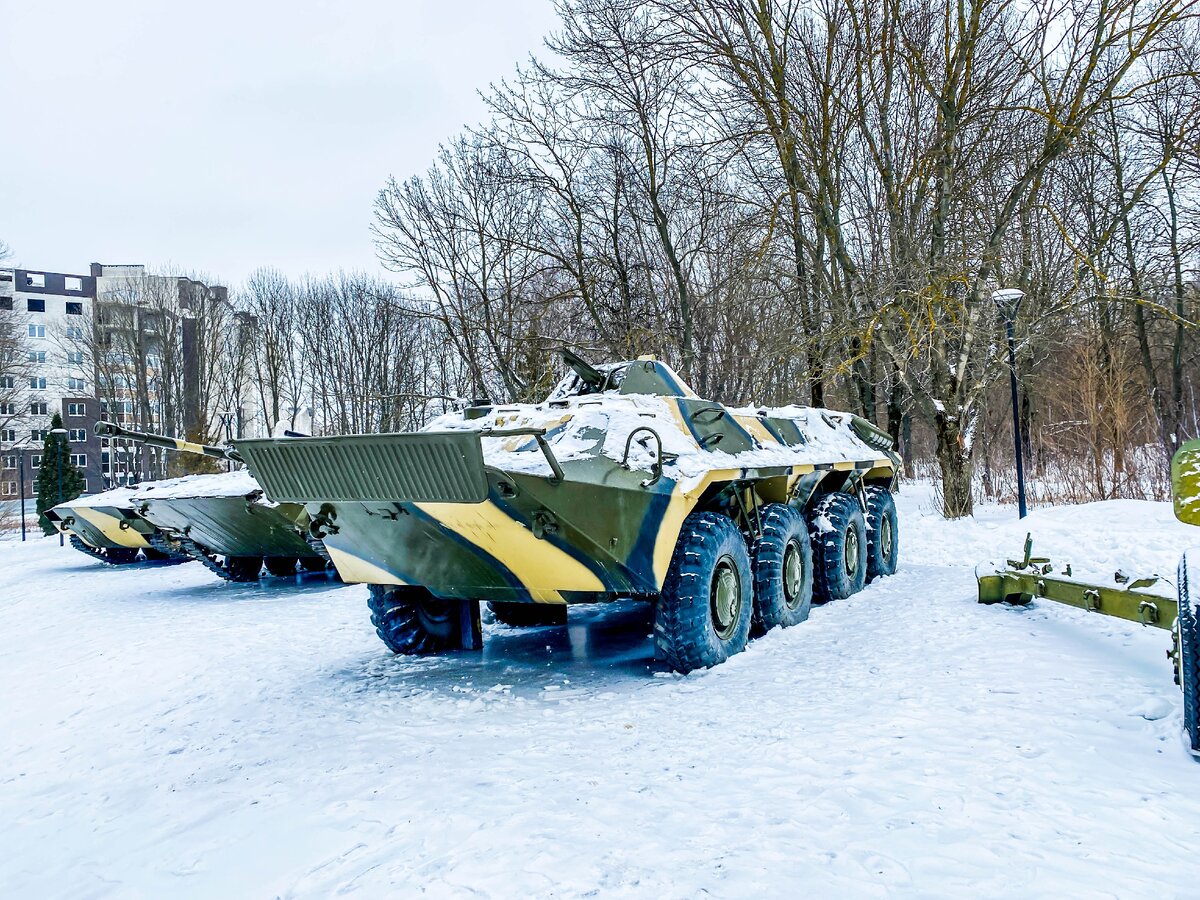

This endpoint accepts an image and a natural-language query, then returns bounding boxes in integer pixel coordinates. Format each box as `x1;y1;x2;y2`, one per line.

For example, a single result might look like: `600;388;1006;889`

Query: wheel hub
844;527;860;578
880;516;893;560
783;540;804;609
711;556;742;640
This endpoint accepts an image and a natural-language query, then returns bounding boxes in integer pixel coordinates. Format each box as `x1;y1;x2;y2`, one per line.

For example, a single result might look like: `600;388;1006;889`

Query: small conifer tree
35;412;87;535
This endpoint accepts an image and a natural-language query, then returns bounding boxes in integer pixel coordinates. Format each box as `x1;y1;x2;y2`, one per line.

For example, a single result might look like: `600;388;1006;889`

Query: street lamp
992;288;1027;518
18;449;27;542
50;427;68;546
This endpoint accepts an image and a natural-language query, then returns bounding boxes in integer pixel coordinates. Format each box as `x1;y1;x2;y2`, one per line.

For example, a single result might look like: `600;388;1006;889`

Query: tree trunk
935;412;974;518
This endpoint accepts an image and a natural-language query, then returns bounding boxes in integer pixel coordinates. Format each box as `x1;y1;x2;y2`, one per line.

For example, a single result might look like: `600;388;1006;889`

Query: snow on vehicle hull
236;385;895;604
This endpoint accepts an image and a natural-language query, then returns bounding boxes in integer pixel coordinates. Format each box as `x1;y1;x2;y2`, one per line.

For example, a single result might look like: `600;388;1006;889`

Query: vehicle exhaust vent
234;432;489;504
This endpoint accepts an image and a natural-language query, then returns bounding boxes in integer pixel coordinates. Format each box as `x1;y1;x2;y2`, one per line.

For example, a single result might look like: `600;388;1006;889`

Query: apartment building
0;267;103;499
0;262;253;503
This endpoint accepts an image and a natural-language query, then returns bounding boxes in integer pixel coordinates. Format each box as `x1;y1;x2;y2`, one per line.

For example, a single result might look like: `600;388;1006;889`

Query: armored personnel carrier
234;352;899;671
79;422;331;582
45;485;182;565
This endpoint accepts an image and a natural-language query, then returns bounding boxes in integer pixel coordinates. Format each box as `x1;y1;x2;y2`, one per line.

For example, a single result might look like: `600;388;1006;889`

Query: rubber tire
300;556;329;573
654;511;754;673
488;601;568;626
105;548;139;565
225;556;263;582
264;556;298;577
864;486;899;581
368;585;462;654
751;503;813;633
1179;553;1200;754
808;492;867;603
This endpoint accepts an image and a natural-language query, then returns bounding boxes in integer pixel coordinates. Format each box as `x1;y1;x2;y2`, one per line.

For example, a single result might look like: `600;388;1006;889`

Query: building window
28;324;46;338
30;402;48;416
65;277;82;292
71;454;86;467
28;350;46;363
69;429;86;442
66;301;83;316
0;297;11;310
67;351;84;364
1;429;15;442
31;429;47;442
25;273;45;288
30;377;47;390
0;376;12;389
1;482;15;496
68;402;86;417
68;377;85;391
27;298;45;312
2;456;15;469
30;454;41;468
66;326;84;340
0;403;14;415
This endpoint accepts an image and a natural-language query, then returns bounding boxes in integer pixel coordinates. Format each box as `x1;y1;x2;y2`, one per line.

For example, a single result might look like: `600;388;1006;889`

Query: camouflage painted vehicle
234;352;900;671
979;439;1200;755
46;485;183;565
92;422;331;582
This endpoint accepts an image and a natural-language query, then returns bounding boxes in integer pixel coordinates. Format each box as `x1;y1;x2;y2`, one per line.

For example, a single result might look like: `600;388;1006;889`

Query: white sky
0;0;559;287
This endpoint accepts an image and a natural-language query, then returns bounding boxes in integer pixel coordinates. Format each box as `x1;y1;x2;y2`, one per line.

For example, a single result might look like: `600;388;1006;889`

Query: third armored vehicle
234;352;899;671
45;485;181;564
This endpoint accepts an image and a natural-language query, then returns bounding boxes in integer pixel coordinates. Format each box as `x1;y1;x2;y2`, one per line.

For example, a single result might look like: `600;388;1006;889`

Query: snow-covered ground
2;484;1198;897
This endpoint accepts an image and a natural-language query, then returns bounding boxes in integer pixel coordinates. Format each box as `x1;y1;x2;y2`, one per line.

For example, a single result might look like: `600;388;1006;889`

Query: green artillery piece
91;421;331;582
233;351;901;671
978;438;1200;754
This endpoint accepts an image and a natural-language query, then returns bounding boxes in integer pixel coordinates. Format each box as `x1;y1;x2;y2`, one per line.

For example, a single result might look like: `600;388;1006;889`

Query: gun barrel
94;421;242;463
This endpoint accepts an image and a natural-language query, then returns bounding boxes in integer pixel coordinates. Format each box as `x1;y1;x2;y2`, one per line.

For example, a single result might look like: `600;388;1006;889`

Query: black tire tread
1179;554;1200;754
751;503;813;632
654;511;753;673
863;485;899;581
808;492;867;603
368;585;458;655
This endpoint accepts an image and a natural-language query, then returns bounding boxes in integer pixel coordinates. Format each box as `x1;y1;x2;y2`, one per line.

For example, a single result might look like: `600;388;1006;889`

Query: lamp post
50;426;68;545
992;288;1027;518
18;449;27;542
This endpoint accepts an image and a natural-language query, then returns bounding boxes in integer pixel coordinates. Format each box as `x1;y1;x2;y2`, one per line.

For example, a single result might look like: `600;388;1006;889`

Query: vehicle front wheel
655;511;753;673
808;492;867;603
752;503;813;632
369;585;474;654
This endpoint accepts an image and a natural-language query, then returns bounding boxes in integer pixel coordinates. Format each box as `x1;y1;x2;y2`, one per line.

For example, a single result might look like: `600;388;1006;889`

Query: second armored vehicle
235;352;900;671
54;422;333;581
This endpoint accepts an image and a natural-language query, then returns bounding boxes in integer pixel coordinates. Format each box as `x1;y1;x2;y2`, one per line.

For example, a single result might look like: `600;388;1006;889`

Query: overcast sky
0;0;559;287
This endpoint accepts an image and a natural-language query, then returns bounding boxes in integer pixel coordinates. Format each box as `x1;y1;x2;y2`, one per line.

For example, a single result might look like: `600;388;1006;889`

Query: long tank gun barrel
95;421;243;463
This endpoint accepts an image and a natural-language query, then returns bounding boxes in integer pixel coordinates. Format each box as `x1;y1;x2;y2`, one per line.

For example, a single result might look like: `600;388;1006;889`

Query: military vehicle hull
252;440;891;606
136;496;318;561
46;503;154;553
